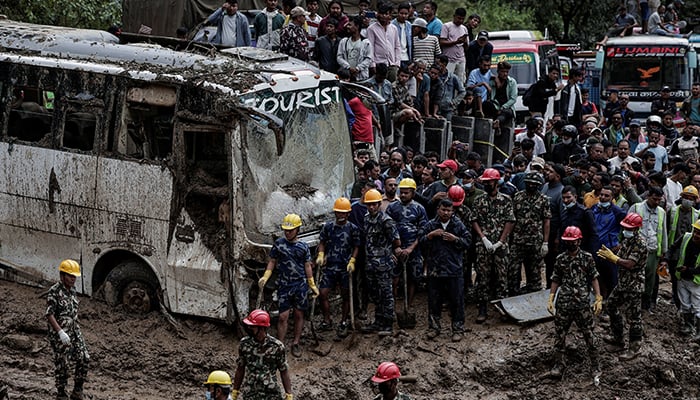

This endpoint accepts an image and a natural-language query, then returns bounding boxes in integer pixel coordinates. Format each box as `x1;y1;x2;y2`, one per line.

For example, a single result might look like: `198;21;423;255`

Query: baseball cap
412;18;427;29
437;159;459;172
661;85;671;92
290;6;309;17
629;119;641;127
477;31;489;40
530;157;545;170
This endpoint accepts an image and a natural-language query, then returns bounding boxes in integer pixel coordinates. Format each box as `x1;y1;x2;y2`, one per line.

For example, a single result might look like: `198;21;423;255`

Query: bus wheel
104;261;159;314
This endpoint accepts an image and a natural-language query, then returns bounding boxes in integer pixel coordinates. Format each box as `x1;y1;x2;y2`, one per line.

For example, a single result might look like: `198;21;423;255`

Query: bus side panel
0;143;95;290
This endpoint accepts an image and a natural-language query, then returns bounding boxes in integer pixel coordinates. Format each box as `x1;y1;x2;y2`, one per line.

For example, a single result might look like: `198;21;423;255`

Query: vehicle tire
103;261;159;314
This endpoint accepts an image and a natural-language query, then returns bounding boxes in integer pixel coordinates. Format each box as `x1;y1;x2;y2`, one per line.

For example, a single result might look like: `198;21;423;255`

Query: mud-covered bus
0;20;361;323
597;36;697;119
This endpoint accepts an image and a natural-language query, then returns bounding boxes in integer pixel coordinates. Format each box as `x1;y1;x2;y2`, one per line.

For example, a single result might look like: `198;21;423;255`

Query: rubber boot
475;303;487;324
70;381;84;400
694;317;700;342
619;341;641;361
680;313;694;336
56;388;69;400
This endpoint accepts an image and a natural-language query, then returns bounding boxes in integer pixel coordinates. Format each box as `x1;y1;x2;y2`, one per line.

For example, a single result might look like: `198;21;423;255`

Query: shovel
396;257;417;329
307;265;332;356
347;270;358;349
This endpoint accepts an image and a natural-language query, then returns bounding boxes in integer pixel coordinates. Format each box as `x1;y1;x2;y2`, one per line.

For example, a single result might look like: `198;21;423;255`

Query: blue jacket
391;19;412;62
420;215;471;277
206;8;251;46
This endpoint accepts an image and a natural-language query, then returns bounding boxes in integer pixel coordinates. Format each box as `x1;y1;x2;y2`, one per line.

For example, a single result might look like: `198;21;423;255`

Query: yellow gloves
231;390;240;400
284;394;294;400
316;251;325;267
593;295;603;316
258;269;272;289
347;257;356;273
597;245;620;264
547;293;555;315
308;277;320;298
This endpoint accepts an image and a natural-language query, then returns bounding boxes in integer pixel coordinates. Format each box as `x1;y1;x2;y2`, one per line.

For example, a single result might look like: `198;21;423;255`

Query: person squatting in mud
371;362;413;400
46;259;90;400
231;309;293;400
258;213;320;358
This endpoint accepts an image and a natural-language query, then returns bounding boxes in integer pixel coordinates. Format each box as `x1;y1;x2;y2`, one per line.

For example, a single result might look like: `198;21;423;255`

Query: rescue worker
386;178;428;307
317;197;361;337
547;226;603;381
371;362;413;400
471;168;515;322
628;186;667;312
46;259;89;400
203;370;232;400
662;185;700;309
258;214;319;357
598;213;648;361
665;220;700;340
511;172;551;294
361;189;402;335
421;198;471;341
232;310;293;400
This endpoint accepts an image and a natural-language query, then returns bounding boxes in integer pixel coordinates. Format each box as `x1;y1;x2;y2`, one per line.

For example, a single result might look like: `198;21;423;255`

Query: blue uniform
319;221;361;289
386;200;428;279
364;211;400;325
270;238;311;312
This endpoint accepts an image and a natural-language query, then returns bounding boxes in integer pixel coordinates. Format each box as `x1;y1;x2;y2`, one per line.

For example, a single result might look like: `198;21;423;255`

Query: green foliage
0;0;121;30
436;0;537;33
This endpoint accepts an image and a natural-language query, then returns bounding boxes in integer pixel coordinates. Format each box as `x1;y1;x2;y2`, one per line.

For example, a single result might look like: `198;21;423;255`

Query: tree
0;0;121;30
437;0;537;33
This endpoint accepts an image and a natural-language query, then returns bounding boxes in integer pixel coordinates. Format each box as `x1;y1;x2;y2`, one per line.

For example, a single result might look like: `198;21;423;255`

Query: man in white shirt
608;139;640;174
306;0;322;57
664;163;690;209
392;2;412;68
367;2;401;81
516;118;547;157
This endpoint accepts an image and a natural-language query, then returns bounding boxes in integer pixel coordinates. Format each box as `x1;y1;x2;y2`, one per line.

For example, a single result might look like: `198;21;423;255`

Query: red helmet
561;226;583;241
620;213;643;229
447;185;465;207
243;309;270;327
371;362;401;383
480;168;501;181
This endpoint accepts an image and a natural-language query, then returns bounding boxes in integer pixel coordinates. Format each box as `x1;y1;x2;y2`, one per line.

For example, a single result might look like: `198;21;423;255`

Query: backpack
522;82;536;108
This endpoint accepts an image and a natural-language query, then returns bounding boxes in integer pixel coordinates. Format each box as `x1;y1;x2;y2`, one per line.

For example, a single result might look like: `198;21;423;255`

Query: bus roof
605;35;689;46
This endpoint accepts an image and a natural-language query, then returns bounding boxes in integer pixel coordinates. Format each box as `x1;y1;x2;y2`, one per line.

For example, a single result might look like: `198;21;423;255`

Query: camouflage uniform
45;282;89;394
471;192;515;303
237;334;288;400
270;238;311;312
550;250;600;370
373;392;413;400
386;200;428;281
319;221;361;290
511;190;552;294
420;214;471;332
364;211;400;325
607;232;647;343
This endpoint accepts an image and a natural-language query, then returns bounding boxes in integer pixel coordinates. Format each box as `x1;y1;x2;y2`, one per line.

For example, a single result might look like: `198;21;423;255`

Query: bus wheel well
93;251;160;314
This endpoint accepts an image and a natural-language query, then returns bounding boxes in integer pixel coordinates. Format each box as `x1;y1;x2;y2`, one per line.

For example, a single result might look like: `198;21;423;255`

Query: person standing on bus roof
254;0;285;50
258;214;319;357
205;0;251;47
280;7;310;61
46;260;90;400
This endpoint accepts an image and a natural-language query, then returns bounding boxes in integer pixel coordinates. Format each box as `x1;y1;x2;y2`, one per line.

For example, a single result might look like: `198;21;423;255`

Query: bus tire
104;261;159;314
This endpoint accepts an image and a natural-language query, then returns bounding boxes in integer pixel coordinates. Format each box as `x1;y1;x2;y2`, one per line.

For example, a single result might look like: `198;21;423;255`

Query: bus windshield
603;57;690;93
492;52;537;87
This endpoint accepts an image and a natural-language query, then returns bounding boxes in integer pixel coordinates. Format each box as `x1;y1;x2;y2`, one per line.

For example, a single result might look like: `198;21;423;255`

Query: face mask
682;198;694;209
622;230;634;238
498;178;504;185
526;184;539;193
564;201;576;209
483;183;496;193
564;242;578;252
464;182;473;189
562;138;572;145
205;391;212;400
599;201;611;209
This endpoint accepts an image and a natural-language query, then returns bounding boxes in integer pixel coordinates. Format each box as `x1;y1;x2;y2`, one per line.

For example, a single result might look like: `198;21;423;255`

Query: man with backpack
524;67;564;117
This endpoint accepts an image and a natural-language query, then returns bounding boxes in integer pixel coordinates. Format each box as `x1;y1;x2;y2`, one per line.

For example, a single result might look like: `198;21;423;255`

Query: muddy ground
1;278;699;400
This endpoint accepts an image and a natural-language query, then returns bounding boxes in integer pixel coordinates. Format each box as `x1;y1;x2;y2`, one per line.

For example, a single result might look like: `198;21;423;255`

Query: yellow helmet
363;189;383;204
398;178;417;190
682;186;699;198
693;220;700;231
58;259;81;277
281;214;302;230
333;197;352;212
203;370;232;386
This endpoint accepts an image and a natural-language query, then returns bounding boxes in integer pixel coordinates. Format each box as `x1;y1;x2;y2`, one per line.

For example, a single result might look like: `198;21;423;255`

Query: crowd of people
597;0;690;45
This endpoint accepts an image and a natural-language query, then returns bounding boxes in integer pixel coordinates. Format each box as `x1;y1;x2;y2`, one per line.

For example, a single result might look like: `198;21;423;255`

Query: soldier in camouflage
547;226;603;381
371;362;413;400
386;178;428;307
471;168;515;323
317;197;361;337
232;310;293;400
420;197;471;342
597;213;648;361
361;189;402;335
258;214;319;358
46;259;89;400
511;172;551;294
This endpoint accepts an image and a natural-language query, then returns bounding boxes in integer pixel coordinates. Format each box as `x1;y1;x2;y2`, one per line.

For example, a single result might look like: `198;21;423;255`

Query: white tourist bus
0;20;364;323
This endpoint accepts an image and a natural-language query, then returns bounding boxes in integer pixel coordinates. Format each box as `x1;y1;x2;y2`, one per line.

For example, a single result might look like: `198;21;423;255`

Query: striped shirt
412;35;441;66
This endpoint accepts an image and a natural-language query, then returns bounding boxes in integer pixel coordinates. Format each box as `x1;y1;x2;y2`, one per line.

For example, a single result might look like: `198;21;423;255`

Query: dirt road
1;278;699;399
